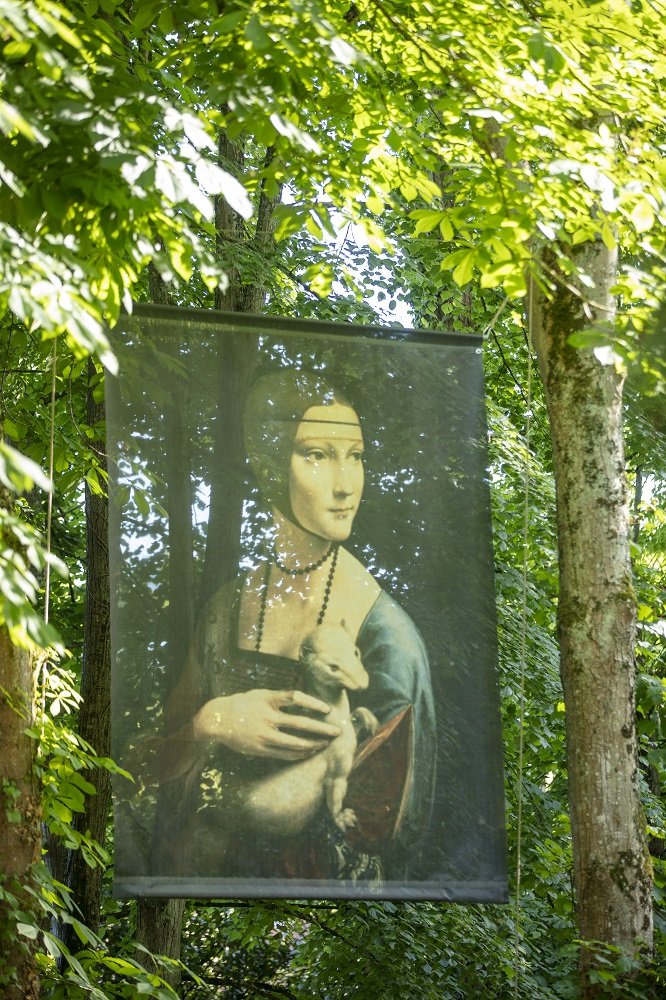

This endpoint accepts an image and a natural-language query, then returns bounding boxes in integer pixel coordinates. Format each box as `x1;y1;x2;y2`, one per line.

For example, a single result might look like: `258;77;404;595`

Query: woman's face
288;403;364;541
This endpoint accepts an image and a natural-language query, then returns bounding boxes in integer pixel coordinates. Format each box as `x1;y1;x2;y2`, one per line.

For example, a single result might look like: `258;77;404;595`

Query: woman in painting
155;370;436;885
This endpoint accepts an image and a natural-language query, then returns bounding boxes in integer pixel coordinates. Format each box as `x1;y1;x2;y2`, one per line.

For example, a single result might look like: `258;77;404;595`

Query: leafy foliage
0;0;665;998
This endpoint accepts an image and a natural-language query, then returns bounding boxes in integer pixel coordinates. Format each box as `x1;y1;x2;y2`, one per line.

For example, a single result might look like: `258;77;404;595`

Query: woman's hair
244;369;355;518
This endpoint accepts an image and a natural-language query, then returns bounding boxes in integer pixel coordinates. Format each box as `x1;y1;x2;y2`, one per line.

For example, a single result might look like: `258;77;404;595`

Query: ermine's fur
217;623;378;836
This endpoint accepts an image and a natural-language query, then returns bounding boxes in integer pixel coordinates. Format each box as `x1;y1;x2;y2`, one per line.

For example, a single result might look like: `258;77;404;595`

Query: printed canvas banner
107;305;507;901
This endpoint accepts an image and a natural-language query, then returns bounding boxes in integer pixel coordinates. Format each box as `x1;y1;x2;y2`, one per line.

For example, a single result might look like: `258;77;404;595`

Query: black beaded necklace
272;542;334;576
254;544;339;652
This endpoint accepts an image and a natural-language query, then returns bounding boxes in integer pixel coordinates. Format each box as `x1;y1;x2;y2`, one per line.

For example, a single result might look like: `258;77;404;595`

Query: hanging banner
107;305;507;901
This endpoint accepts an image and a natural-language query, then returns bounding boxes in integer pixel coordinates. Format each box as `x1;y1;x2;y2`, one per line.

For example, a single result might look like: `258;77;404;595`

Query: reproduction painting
107;305;507;901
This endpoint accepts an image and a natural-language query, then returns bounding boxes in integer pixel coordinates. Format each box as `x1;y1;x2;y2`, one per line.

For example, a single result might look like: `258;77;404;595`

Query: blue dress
350;590;437;879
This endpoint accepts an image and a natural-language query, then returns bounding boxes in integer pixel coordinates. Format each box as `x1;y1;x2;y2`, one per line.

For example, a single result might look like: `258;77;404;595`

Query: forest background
0;1;665;999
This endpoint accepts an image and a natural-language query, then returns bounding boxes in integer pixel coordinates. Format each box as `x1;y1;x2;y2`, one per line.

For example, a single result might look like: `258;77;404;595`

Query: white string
44;339;57;626
513;275;533;999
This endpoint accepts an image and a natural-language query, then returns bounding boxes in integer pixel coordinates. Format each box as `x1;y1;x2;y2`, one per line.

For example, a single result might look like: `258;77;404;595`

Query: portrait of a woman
152;370;437;886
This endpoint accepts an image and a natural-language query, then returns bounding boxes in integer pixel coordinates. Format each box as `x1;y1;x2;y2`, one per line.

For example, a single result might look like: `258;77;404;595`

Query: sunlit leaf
0;442;52;494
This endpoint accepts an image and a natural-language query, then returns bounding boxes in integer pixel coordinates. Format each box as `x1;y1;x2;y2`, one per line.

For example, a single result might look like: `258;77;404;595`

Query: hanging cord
39;339;57;724
44;339;57;626
513;275;533;999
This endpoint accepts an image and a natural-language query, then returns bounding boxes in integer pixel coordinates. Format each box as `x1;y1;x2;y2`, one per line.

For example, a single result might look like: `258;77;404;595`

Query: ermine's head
299;622;369;692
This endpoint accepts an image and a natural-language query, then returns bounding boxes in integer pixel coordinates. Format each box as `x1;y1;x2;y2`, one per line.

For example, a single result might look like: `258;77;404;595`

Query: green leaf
17;922;39;940
274;205;306;242
400;181;418;202
158;8;174;33
527;31;566;76
102;957;142;975
630;199;655;233
245;15;270;51
501;270;527;298
452;251;476;286
412;211;445;235
0;99;47;144
4;40;32;60
133;0;161;31
567;330;613;349
0;442;52;494
439;217;454;241
49;799;73;823
600;223;616;250
216;10;247;33
2;417;23;439
441;248;476;286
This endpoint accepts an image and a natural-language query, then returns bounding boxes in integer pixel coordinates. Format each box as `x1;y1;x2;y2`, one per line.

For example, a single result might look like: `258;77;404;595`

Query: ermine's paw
334;808;358;831
351;707;379;739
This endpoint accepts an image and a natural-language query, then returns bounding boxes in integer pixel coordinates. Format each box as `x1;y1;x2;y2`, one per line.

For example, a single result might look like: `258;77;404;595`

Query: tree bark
64;360;112;940
135;897;186;990
134;135;281;985
198;135;280;603
134;267;189;991
531;241;653;992
0;616;40;1000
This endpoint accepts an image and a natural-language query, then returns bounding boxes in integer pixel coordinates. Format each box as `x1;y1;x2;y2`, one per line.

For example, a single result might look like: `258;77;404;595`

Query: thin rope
513;274;533;999
38;339;57;728
44;339;57;626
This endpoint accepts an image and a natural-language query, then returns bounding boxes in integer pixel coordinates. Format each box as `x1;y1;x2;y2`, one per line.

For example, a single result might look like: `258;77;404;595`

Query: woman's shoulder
359;589;427;654
355;589;432;705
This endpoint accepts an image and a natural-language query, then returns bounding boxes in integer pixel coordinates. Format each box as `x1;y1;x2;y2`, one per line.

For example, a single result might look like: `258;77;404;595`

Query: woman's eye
306;450;326;462
351;451;364;463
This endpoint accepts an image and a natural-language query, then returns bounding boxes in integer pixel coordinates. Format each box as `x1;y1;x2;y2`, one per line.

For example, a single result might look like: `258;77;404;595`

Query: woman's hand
192;689;340;760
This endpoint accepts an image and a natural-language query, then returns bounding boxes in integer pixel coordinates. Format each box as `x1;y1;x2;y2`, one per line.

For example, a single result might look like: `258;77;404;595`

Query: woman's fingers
276;711;341;738
278;690;332;715
193;689;340;757
266;729;332;754
263;746;328;761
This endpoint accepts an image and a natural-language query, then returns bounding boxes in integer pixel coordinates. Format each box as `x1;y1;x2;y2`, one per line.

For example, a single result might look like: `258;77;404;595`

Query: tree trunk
64;360;112;941
198;134;280;603
197;331;260;603
163;324;194;685
531;241;653;993
135;897;186;990
134;267;189;991
134;136;282;984
0;616;40;1000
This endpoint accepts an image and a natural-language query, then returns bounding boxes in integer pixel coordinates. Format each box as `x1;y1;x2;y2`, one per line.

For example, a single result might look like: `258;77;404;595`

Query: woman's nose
333;460;356;496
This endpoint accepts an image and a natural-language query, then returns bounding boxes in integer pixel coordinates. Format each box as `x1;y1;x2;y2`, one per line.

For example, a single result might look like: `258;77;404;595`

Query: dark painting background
107;304;507;900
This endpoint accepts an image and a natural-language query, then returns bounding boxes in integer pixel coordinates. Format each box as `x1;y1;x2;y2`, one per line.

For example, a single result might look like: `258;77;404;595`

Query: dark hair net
244;370;355;523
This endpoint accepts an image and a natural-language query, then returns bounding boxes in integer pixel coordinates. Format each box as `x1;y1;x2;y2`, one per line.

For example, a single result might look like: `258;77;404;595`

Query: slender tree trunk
199;134;280;603
164;331;194;684
134;136;282;984
0;573;40;998
135;897;186;980
531;241;653;993
198;331;259;603
63;360;112;942
133;267;188;991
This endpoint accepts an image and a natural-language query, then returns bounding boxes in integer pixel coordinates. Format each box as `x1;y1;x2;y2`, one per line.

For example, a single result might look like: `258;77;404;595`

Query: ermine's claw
335;808;358;831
